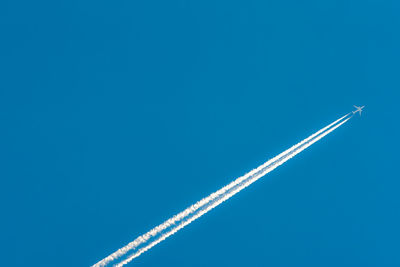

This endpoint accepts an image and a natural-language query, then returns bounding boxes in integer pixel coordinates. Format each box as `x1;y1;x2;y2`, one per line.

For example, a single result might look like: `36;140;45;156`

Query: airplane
352;105;365;116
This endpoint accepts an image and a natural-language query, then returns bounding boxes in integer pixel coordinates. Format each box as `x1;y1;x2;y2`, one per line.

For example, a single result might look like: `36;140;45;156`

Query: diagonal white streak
92;114;351;267
114;116;351;266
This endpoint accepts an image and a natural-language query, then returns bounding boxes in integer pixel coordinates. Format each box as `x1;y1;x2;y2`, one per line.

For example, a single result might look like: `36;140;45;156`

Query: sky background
1;1;399;266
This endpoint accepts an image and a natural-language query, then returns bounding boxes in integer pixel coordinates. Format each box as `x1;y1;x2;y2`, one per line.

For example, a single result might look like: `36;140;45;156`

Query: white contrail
92;114;351;267
92;113;350;267
113;116;351;266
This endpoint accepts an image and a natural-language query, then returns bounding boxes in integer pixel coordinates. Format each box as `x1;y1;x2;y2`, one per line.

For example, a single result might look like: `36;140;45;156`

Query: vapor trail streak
92;114;351;267
114;116;351;266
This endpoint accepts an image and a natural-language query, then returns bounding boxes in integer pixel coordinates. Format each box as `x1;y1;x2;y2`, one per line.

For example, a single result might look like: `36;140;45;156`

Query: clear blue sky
1;1;399;266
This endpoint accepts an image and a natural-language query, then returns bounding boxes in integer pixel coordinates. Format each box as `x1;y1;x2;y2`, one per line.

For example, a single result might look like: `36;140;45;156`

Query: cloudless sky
1;1;399;266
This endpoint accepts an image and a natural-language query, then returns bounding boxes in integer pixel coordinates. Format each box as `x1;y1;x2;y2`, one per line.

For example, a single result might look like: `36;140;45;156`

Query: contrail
93;114;349;266
92;113;351;267
113;116;351;266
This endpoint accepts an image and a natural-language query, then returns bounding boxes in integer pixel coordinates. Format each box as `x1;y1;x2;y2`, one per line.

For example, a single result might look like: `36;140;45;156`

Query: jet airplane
352;105;365;116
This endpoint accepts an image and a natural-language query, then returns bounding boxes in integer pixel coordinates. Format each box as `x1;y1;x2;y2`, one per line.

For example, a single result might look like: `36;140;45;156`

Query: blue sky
1;1;399;266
